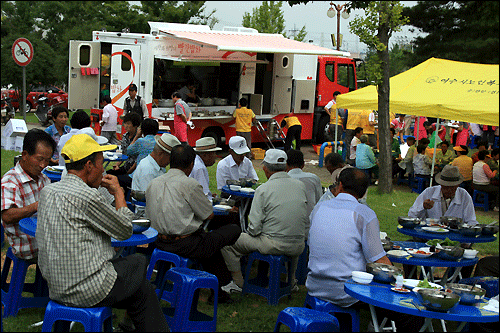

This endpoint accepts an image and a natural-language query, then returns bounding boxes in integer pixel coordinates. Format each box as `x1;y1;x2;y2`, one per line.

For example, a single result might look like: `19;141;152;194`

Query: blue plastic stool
274;307;339;332
1;247;49;317
459;277;499;298
295;241;309;286
304;293;360;332
411;177;428;194
494;136;499;149
41;300;113;332
161;267;218;332
397;172;413;187
472;190;489;212
242;252;293;306
146;249;191;306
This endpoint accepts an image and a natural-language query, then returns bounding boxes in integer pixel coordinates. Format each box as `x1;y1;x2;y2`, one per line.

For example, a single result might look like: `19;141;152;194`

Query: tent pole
334;109;338;153
429;118;440;187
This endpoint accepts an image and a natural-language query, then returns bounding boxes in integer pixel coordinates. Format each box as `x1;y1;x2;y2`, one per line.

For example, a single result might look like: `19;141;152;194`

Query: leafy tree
403;1;499;65
243;1;307;41
348;1;408;194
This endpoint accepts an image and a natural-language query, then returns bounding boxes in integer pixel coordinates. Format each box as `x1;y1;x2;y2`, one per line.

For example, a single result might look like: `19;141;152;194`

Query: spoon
485;220;498;227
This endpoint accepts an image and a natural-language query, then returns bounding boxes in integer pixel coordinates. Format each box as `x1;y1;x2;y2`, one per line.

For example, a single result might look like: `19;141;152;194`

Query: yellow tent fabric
336;58;499;126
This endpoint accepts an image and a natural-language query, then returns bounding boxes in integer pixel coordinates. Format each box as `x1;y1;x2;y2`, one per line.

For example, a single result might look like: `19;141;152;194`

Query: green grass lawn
1;149;498;332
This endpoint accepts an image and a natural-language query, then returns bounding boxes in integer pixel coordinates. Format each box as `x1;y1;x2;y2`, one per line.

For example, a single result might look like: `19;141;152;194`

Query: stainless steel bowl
479;224;499;236
131;190;146;202
457;224;482;237
434;246;464;261
439;216;463;230
132;219;150;234
397;217;421;229
416;289;460;312
381;239;394;252
365;263;403;284
446;283;486;305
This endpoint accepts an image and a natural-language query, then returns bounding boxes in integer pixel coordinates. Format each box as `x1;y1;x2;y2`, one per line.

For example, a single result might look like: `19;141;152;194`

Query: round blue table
221;185;255;233
389;241;479;284
42;169;62;182
104;153;129;168
344;279;498;332
18;216;157;248
397;225;497;243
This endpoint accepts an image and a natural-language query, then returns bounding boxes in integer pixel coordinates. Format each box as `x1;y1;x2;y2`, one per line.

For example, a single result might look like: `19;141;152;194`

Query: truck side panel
68;41;101;110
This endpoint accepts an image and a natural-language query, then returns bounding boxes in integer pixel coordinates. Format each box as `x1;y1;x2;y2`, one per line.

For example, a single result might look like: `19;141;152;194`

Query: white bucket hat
155;133;181;153
194;137;222;152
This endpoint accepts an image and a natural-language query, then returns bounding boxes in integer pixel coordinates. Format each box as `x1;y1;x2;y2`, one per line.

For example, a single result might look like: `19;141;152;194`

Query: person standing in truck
122;83;148;119
171;91;192;145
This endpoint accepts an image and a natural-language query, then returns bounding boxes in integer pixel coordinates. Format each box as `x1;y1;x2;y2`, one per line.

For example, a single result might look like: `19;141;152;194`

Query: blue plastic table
104;153;128;168
221;185;255;232
344;279;499;332
389;241;479;283
397;225;497;243
42;169;62;182
18;217;157;248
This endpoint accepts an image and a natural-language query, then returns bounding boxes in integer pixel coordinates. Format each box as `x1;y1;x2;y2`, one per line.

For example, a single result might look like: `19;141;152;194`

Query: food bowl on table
425;218;441;226
463;249;478;259
351;271;374;284
381;239;394;252
439;216;463;230
478;224;499;236
366;263;403;284
407;248;433;258
130;190;146;202
132;219;150;234
415;289;460;312
239;178;258;187
397;217;421;229
458;224;482;237
229;185;241;191
446;283;486;305
434;245;464;261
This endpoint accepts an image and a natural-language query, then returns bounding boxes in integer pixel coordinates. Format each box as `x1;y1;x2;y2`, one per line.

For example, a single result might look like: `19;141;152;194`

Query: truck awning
159;30;350;57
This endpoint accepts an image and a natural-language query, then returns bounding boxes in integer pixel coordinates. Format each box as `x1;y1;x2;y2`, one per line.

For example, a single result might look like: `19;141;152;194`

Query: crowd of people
1;85;498;331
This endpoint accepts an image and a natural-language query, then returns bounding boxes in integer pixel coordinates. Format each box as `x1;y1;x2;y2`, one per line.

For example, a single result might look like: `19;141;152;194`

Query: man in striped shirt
1;129;56;260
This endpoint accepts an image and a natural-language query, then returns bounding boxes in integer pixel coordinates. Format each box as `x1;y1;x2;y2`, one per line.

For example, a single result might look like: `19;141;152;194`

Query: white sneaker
222;280;242;294
494;206;499;212
374;180;379;185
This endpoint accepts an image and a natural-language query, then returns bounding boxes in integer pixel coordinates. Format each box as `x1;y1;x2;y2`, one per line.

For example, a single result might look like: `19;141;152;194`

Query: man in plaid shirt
1;129;56;260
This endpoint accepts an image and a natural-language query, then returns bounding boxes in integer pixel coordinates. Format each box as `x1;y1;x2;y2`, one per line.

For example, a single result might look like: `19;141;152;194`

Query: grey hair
263;161;287;172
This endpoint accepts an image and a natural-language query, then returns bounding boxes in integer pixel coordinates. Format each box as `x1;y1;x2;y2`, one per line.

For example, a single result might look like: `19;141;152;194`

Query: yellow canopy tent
336;57;499;126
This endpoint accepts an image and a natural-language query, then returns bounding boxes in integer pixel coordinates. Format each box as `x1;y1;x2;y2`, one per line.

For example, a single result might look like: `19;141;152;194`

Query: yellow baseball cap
61;134;117;163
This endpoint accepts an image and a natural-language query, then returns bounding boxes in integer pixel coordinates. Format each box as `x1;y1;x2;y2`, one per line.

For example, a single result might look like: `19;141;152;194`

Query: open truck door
109;45;141;111
68;41;101;110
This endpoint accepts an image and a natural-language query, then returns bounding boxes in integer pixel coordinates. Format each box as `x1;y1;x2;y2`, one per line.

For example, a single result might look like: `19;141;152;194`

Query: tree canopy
1;1;217;89
243;1;307;41
402;1;499;65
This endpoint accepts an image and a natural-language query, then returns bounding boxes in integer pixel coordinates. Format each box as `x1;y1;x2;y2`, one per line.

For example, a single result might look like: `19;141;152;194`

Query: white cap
229;136;250;155
263;149;287;165
76;127;108;145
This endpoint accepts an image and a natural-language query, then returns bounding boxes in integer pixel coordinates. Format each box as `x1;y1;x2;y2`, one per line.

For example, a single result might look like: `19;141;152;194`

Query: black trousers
94;254;169;332
155;223;241;289
284;125;302;151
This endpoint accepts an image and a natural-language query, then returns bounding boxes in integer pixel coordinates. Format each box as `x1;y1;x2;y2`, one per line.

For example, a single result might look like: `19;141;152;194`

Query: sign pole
22;67;26;121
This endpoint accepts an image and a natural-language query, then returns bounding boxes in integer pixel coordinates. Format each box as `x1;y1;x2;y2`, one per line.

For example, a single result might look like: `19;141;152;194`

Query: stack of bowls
397;217;421;229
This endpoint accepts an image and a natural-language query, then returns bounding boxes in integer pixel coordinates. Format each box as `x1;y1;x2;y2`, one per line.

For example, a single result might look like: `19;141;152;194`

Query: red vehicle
2;85;68;112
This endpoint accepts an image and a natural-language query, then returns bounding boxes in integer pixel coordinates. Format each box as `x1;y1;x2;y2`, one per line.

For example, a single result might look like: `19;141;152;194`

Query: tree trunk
377;15;392;194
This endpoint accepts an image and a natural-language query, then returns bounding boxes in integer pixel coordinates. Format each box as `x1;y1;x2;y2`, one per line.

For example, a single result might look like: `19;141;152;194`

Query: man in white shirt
189;137;221;200
100;96;119;145
408;165;477;225
132;133;180;193
216;136;258;190
286;149;322;224
349;127;363;166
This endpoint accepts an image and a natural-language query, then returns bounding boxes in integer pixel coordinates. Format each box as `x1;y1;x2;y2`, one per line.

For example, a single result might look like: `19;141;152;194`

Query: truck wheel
24;102;32;113
317;115;333;143
202;128;222;147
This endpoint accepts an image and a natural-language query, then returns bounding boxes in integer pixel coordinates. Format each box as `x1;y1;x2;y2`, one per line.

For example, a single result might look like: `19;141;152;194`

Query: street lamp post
327;2;350;51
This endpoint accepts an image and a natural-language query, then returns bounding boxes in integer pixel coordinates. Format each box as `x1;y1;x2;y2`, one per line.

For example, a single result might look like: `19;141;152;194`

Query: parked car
1;85;68;111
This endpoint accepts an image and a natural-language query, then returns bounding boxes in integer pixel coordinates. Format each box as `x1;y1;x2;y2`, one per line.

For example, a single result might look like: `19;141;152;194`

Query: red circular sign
12;38;34;66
